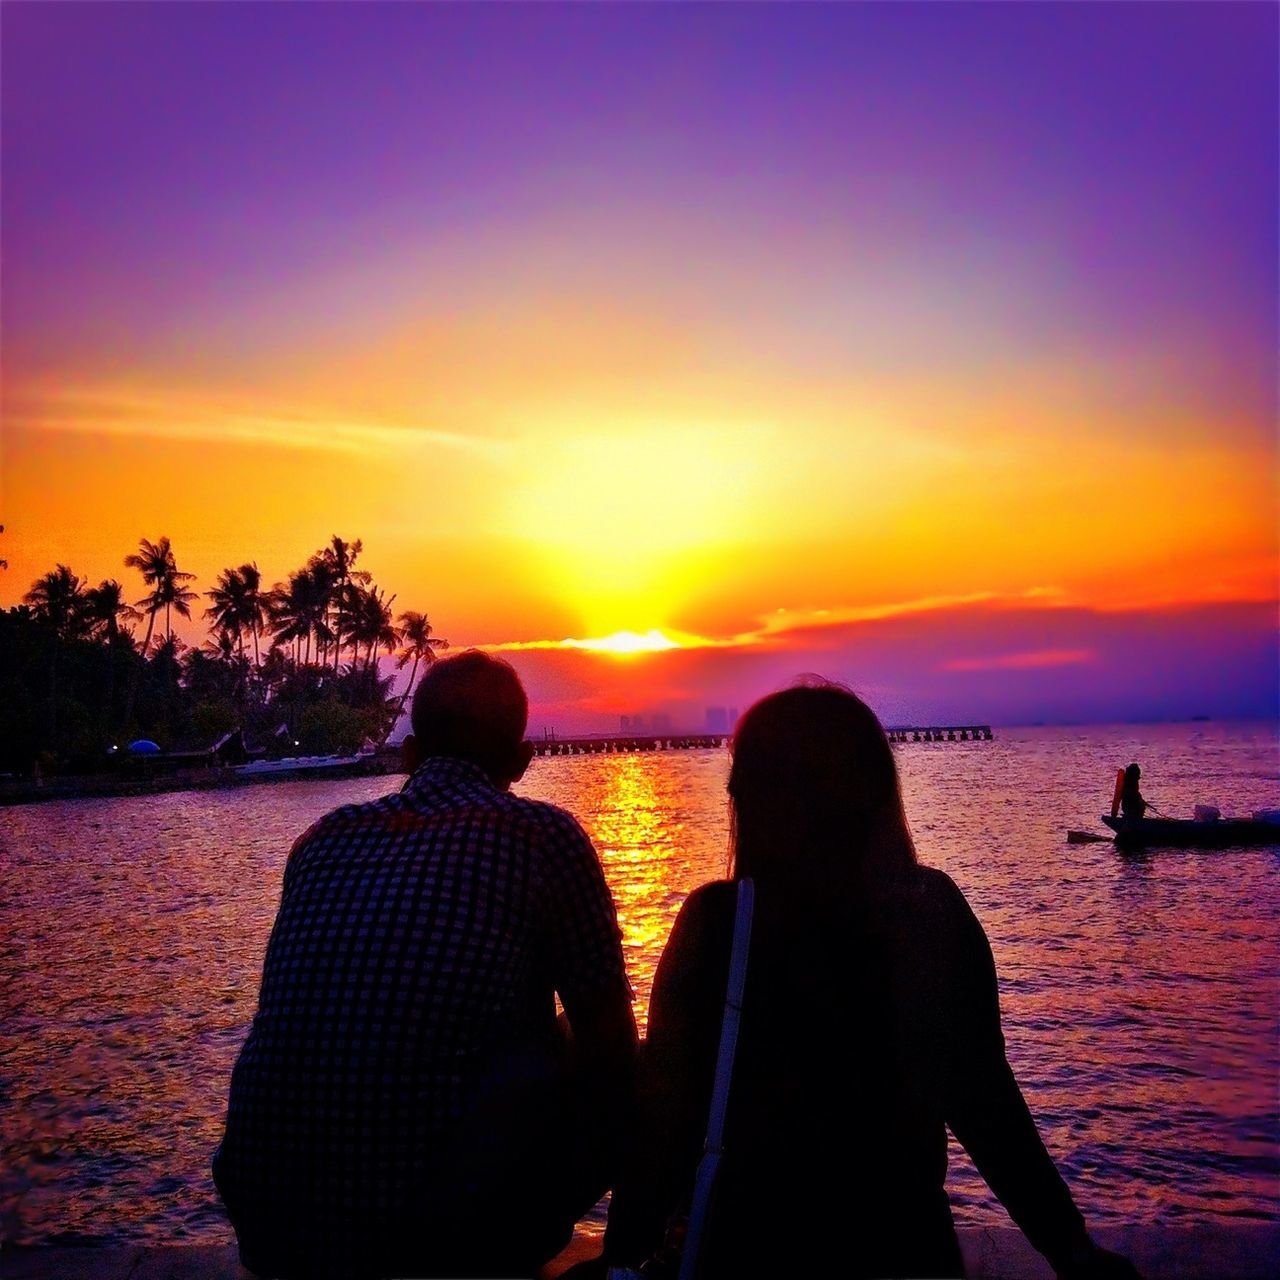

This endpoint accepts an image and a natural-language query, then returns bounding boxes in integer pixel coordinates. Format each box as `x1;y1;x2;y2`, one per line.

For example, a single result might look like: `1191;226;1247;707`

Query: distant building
728;707;740;730
622;712;671;734
705;706;729;734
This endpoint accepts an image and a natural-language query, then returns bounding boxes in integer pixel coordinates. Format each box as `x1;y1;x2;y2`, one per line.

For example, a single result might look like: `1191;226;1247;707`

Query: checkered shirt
213;756;626;1230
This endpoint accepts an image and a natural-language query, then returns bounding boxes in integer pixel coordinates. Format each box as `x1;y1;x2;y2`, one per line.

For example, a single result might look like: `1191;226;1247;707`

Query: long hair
728;681;917;904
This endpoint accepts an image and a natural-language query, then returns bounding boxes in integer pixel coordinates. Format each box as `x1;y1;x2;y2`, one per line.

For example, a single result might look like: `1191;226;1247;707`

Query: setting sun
474;628;692;658
571;629;682;656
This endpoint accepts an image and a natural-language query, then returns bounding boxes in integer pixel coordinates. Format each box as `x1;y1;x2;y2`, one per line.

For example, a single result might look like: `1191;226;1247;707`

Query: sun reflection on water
523;748;731;1025
595;756;684;985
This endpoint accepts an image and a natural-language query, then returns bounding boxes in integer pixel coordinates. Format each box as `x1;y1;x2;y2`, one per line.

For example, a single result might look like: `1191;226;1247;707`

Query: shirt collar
403;755;500;798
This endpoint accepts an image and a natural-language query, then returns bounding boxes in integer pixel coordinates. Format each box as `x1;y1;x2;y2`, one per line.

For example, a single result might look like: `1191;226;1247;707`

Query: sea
1;722;1277;1248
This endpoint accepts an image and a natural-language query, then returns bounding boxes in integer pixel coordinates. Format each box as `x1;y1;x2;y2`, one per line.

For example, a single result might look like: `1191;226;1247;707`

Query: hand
1056;1242;1144;1280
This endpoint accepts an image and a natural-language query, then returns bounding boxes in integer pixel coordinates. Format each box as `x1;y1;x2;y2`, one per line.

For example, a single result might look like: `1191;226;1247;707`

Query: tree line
1;535;446;775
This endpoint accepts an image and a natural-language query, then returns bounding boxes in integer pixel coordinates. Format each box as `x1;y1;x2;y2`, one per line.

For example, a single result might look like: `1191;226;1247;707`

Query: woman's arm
944;884;1139;1278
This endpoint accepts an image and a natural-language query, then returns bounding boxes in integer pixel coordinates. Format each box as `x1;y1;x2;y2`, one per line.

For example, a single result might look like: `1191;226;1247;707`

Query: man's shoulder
494;790;593;848
287;791;414;862
284;783;598;884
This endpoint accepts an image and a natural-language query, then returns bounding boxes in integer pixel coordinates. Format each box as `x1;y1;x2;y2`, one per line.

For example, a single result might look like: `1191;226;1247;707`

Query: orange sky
5;314;1274;646
3;4;1276;728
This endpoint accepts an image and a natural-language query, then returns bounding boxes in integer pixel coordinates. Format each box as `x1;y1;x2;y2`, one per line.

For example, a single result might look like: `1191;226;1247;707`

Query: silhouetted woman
1120;763;1148;820
601;683;1139;1280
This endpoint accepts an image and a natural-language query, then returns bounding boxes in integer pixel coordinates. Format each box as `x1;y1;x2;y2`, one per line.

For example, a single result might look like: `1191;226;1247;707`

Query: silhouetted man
214;650;636;1279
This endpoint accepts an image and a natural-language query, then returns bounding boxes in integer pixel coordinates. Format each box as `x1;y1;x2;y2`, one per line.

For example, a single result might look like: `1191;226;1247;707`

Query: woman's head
728;680;916;896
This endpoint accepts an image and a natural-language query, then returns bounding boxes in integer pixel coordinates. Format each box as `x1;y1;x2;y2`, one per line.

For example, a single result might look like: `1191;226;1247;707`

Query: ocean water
1;722;1276;1247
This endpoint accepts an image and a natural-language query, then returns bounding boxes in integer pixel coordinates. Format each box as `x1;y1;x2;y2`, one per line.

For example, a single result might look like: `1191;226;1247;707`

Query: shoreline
0;752;406;808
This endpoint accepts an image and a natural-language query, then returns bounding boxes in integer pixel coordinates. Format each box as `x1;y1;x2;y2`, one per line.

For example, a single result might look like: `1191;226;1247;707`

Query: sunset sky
3;3;1276;731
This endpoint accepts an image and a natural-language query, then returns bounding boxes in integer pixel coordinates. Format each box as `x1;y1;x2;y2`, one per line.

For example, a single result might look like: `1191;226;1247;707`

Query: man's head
405;650;534;788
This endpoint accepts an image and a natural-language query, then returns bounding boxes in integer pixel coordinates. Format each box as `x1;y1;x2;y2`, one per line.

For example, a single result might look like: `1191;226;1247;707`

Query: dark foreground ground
3;1225;1277;1280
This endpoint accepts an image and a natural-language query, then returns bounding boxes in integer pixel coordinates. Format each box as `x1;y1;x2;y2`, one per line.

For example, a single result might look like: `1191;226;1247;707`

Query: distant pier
530;735;725;756
886;724;994;743
529;725;993;756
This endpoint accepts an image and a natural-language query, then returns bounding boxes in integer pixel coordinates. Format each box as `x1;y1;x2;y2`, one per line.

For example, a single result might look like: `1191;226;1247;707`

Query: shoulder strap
678;877;754;1280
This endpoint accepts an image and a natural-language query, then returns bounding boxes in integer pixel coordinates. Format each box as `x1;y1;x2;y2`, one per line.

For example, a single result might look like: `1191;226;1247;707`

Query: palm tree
268;564;333;667
266;579;303;666
350;585;399;672
307;558;337;666
393;611;448;720
205;564;264;664
24;565;88;641
23;565;88;751
158;573;198;643
184;639;235;705
123;536;194;733
149;632;187;740
202;628;238;663
84;580;140;739
125;536;193;658
241;563;265;667
371;591;402;669
322;536;370;672
83;579;140;644
335;579;371;670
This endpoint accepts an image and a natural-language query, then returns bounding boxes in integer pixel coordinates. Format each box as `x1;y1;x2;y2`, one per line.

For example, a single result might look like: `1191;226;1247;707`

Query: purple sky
6;1;1275;404
3;3;1276;727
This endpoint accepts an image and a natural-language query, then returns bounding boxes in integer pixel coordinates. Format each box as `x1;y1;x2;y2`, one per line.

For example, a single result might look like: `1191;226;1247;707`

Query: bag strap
678;877;755;1280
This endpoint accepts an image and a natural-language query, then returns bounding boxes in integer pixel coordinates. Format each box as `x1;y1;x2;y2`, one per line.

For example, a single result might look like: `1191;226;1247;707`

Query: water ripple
1;723;1276;1244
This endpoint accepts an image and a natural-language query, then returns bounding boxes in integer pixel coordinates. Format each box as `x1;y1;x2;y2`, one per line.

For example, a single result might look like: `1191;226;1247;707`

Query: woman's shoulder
673;879;738;945
893;864;983;931
904;864;992;960
676;870;979;942
665;880;737;967
682;877;737;914
912;863;966;905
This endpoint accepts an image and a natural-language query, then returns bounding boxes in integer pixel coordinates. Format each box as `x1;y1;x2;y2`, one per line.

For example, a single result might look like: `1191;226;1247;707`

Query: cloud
8;384;507;459
941;648;1095;672
757;592;1000;636
483;588;1076;657
484;627;719;655
495;598;1277;732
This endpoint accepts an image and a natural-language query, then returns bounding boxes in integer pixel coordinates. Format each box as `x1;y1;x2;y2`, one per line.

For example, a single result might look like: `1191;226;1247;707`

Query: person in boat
597;682;1140;1280
1120;763;1148;820
214;650;637;1279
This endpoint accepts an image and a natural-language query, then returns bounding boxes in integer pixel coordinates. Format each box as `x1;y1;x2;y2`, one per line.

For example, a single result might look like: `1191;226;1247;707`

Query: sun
570;629;681;656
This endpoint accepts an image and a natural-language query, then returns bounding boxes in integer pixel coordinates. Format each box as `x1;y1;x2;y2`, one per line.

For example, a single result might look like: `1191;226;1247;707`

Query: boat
232;749;379;779
1101;813;1280;851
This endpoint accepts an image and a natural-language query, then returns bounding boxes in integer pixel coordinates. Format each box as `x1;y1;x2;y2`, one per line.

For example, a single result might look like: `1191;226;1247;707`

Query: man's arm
537;806;639;1152
562;977;639;1117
